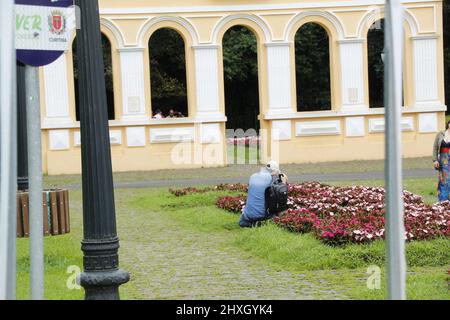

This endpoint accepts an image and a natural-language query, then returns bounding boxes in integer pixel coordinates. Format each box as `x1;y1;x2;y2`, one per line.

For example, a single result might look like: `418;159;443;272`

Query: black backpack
265;179;288;215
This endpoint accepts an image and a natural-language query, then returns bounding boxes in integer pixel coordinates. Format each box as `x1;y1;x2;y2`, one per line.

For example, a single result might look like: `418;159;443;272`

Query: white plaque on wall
126;127;146;147
127;96;141;113
49;130;70;150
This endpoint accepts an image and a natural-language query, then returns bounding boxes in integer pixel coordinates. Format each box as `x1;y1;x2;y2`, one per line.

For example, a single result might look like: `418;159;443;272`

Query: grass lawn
17;175;449;300
16;230;84;300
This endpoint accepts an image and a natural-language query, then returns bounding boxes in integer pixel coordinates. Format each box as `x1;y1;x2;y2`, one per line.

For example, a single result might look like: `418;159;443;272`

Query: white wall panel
345;116;365;137
120;50;147;119
413;38;438;104
126;127;146;147
339;41;365;109
369;117;414;133
272;120;292;141
150;127;194;143
194;47;220;118
267;44;292;114
43;54;72;125
49;130;70;150
296;120;341;136
418;113;438;133
201;123;221;144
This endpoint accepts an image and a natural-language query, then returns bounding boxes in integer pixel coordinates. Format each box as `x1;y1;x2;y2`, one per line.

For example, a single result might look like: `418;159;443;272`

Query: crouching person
239;160;288;228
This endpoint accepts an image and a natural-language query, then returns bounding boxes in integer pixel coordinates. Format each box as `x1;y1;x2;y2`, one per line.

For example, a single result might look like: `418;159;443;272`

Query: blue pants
238;212;276;228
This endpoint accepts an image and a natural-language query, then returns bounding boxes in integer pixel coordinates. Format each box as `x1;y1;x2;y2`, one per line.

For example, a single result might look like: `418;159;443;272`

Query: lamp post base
79;269;130;300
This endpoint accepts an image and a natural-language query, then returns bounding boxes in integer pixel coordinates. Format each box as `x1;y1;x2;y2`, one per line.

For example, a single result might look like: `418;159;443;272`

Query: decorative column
338;39;366;111
17;62;28;191
119;48;148;121
75;0;129;300
42;54;73;126
265;43;293;116
193;45;223;120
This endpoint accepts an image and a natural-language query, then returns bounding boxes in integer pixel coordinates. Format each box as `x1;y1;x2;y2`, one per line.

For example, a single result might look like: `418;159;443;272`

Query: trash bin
16;189;70;237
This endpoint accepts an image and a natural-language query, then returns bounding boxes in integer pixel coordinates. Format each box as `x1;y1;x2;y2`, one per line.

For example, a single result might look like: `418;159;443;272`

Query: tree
222;26;259;131
149;28;188;116
295;23;332;111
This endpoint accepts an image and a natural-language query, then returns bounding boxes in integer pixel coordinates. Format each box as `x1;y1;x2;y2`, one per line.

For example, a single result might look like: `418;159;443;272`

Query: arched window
367;19;385;108
72;33;115;120
148;28;188;118
222;25;259;131
295;23;331;112
367;19;406;108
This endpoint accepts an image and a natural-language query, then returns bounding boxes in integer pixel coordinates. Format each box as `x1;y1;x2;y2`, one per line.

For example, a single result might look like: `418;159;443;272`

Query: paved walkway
118;197;345;300
64;168;435;189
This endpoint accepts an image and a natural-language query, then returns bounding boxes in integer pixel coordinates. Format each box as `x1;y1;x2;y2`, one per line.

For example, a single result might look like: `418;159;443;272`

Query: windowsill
41;116;227;130
110;117;195;126
40;104;446;130
263;104;447;120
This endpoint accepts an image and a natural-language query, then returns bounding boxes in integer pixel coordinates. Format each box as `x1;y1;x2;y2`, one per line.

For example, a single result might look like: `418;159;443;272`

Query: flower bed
169;183;247;197
169;182;450;245
281;183;449;245
216;195;246;213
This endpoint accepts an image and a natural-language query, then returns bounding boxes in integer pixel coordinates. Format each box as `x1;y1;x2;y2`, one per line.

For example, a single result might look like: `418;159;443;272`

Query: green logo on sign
16;14;42;32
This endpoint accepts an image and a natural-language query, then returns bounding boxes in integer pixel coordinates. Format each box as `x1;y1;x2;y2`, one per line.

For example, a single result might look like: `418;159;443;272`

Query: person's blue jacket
243;169;273;221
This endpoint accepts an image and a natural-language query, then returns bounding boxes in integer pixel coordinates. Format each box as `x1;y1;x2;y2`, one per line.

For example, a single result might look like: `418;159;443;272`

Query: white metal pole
26;66;44;300
0;0;17;301
384;0;406;300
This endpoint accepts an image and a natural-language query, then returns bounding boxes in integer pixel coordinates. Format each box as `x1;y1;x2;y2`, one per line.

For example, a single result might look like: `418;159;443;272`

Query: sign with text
16;0;75;67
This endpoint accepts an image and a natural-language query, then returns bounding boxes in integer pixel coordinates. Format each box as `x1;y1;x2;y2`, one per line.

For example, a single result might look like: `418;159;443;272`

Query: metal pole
0;0;17;301
25;65;44;300
384;0;406;300
75;0;129;300
17;62;29;191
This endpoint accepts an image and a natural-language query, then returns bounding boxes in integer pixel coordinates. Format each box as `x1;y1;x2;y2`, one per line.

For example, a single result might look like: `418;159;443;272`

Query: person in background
176;110;185;118
433;120;450;202
168;109;177;118
239;160;287;228
153;109;163;119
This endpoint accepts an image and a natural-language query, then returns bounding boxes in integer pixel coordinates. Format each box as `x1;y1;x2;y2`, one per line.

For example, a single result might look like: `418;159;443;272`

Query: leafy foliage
73;34;115;120
223;27;258;82
222;26;260;131
149;28;188;116
295;23;332;111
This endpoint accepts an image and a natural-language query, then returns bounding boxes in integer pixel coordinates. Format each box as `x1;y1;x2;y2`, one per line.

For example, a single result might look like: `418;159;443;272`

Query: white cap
266;160;280;173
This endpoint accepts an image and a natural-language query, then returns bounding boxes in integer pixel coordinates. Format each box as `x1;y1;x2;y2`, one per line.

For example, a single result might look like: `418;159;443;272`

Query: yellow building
40;0;446;175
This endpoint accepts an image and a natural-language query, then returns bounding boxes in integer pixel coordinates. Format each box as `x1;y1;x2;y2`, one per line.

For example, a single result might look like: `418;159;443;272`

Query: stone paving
118;201;346;300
